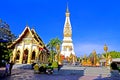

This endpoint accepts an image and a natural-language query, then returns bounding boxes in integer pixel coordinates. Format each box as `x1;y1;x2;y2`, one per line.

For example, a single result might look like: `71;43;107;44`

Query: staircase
53;66;85;75
84;67;110;77
12;64;32;69
53;66;110;77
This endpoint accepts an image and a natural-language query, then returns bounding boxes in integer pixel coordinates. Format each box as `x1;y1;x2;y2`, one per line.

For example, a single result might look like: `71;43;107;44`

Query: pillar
12;46;17;62
35;47;39;63
19;42;24;64
27;43;32;64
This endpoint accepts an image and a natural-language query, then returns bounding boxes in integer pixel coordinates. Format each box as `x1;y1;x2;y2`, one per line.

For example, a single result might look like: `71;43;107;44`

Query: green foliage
0;42;12;60
52;61;58;68
0;19;16;66
103;51;120;58
40;63;47;68
47;37;62;62
47;37;62;51
0;42;13;67
0;19;16;42
47;66;53;69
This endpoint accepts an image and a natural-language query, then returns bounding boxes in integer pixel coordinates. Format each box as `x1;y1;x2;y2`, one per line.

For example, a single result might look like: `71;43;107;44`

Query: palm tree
46;37;62;63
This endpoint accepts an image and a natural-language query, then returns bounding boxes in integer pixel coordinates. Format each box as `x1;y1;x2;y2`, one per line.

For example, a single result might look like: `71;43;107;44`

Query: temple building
61;6;76;58
8;26;49;64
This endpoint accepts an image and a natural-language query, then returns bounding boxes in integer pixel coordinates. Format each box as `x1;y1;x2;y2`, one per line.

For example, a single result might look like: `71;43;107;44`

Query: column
27;43;32;64
12;46;17;62
35;47;39;63
19;42;24;64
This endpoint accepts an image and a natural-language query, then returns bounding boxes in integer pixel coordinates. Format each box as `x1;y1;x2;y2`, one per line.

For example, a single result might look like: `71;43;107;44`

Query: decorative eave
31;29;49;54
8;26;35;48
8;26;49;54
31;28;44;47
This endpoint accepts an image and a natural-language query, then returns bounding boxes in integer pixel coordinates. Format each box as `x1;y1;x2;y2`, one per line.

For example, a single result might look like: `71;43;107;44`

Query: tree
46;37;62;63
0;19;16;66
102;51;120;58
0;19;16;42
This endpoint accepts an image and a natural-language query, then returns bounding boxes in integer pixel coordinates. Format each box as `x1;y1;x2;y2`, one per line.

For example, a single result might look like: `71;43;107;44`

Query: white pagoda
60;5;75;58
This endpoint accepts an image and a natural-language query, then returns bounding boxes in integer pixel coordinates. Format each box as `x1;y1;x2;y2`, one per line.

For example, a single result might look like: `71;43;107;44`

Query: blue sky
0;0;120;57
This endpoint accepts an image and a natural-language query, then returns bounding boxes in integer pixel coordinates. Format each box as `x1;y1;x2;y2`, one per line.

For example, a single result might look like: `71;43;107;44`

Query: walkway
0;66;120;80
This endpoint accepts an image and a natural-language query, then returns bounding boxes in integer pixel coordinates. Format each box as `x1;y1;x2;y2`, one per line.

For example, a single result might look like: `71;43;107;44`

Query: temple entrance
39;52;47;63
39;53;43;63
32;51;35;60
23;49;28;64
16;50;20;63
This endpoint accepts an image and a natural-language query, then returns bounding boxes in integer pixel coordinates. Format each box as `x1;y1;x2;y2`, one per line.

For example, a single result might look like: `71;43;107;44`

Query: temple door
23;49;28;64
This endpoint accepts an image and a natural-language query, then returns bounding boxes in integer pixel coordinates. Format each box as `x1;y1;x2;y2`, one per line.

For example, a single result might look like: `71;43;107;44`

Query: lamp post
104;44;108;66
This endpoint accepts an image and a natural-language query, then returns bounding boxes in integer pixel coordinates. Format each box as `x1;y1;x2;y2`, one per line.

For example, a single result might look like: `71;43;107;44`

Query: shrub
40;63;47;68
47;66;53;70
52;61;58;68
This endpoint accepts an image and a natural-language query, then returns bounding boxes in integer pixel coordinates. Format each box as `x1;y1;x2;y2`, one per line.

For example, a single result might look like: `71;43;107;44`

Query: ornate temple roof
8;26;47;51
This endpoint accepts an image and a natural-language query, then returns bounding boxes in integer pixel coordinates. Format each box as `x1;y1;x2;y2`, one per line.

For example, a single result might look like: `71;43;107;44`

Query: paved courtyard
0;66;120;80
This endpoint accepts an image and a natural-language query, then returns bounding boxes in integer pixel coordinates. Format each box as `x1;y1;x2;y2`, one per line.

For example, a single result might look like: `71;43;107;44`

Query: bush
39;66;46;73
48;63;52;66
52;61;58;68
47;66;53;70
40;63;47;68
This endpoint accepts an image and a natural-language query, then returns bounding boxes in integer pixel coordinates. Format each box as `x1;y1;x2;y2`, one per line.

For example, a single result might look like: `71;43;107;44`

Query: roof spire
66;2;70;17
66;2;69;13
26;22;29;27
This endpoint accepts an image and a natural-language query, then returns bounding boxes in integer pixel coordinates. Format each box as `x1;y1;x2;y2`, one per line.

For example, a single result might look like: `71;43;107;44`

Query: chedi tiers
8;25;49;64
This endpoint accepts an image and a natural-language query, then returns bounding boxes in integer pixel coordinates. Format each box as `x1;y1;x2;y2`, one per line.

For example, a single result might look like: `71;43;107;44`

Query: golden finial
104;44;108;52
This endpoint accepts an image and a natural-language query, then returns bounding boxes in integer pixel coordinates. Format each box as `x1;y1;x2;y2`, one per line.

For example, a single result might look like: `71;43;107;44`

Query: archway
23;49;28;64
39;53;43;63
39;52;47;63
15;50;20;63
16;50;20;59
32;51;36;60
